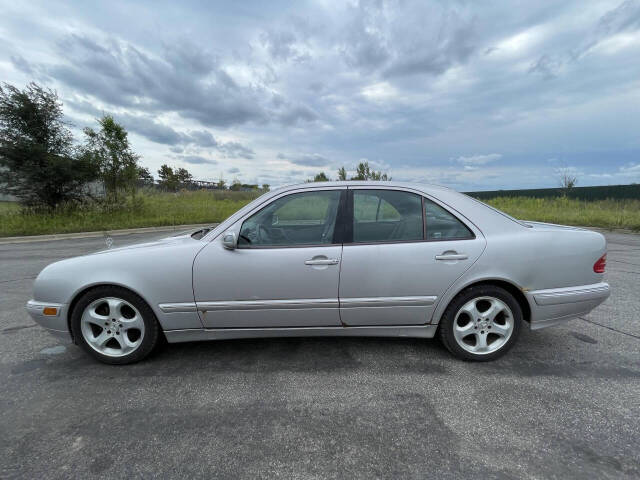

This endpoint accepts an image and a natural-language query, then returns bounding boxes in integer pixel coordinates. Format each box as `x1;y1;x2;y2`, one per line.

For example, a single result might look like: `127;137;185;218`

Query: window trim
343;186;477;246
236;189;345;249
423;196;476;242
347;188;425;245
228;185;479;249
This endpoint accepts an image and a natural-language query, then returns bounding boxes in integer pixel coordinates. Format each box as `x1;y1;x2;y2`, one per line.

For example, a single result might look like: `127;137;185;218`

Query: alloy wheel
452;296;514;355
80;297;145;357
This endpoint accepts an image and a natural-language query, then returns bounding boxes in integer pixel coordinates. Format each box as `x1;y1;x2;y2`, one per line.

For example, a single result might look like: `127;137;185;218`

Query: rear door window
353;190;423;243
424;198;474;240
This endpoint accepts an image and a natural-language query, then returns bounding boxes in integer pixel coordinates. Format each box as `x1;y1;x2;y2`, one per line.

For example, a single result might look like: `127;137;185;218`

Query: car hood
91;231;200;256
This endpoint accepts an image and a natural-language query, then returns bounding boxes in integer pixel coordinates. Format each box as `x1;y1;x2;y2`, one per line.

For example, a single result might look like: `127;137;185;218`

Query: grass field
484;196;640;232
0;191;638;237
0;201;20;213
0;190;261;237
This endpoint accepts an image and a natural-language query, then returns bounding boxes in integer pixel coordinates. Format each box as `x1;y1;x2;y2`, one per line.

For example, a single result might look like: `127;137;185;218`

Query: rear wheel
71;286;160;365
439;285;522;361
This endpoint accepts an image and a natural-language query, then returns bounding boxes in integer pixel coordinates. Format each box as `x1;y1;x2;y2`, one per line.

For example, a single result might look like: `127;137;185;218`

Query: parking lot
1;229;639;479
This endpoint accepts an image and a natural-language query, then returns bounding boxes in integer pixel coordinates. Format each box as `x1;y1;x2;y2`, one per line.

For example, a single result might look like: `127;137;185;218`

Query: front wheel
438;285;522;361
70;286;161;365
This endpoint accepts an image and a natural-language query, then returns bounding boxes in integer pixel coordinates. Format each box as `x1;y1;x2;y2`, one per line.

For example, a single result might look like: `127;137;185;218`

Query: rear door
338;187;486;326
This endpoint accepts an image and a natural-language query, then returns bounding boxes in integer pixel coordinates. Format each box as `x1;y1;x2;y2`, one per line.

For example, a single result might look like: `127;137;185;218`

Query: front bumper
526;282;610;330
25;300;72;342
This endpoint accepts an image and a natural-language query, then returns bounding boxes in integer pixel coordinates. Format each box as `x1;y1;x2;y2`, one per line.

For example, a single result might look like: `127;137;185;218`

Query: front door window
238;190;342;247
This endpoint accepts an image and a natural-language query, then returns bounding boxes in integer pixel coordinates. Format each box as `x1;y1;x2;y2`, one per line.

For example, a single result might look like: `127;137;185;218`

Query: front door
339;188;486;326
193;188;345;328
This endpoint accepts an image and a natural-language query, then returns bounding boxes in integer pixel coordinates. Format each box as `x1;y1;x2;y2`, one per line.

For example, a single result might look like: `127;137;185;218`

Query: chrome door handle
435;253;468;261
305;258;339;265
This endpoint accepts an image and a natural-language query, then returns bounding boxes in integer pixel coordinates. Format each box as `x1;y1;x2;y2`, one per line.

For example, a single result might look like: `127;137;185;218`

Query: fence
466;184;640;201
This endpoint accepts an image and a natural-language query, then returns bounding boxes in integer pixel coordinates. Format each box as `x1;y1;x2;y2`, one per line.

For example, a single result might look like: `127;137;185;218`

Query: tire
438;285;522;361
70;286;161;365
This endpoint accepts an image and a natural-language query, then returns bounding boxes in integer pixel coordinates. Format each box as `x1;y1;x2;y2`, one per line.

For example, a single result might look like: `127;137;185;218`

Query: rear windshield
463;194;532;228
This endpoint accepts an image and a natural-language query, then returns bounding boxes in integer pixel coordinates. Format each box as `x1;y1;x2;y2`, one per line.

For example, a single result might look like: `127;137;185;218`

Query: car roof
266;181;526;235
205;180;525;241
271;181;453;196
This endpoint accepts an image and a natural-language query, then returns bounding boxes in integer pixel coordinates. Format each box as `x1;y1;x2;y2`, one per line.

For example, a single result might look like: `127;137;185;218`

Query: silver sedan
26;182;610;364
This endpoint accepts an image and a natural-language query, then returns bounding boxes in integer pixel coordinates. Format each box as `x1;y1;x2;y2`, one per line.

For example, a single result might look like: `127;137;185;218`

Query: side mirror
222;231;237;250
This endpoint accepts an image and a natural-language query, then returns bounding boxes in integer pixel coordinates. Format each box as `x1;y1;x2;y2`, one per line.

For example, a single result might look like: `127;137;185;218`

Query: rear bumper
526;282;610;330
25;300;72;343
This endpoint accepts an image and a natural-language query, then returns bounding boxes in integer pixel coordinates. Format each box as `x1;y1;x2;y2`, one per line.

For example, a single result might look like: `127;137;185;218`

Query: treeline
1;81;392;212
309;162;390;183
0;83;146;208
155;164;268;193
0;82;265;210
468;184;640;201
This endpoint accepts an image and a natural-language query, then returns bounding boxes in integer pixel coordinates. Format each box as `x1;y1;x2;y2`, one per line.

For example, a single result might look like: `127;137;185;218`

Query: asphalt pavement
1;230;639;479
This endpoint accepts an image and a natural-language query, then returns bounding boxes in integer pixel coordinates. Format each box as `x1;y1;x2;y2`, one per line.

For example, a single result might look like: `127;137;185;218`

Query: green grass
484;196;640;231
0;201;20;214
0;190;261;237
0;191;638;237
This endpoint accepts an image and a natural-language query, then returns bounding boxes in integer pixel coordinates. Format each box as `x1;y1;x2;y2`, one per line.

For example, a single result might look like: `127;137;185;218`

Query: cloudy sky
1;0;639;190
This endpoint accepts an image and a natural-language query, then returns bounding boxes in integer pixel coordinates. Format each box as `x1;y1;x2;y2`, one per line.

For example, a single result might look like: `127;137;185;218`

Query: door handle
305;258;339;265
435;253;468;261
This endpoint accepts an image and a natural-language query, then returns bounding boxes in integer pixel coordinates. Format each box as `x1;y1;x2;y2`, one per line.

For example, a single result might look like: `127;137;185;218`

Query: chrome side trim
197;298;338;311
170;296;437;313
158;302;198;313
340;296;437;309
531;283;610;306
176;296;437;313
164;325;438;343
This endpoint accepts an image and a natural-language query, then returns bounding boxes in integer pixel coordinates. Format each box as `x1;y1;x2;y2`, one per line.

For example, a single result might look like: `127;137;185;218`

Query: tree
337;167;347;181
351;161;390;181
311;172;330;182
557;167;578;191
0;82;97;208
136;166;154;188
262;184;270;191
229;179;242;191
216;176;226;190
83;115;140;202
157;164;179;192
175;167;193;188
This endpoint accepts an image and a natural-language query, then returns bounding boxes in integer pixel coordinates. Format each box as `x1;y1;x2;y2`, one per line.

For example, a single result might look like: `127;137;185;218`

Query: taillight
593;253;606;273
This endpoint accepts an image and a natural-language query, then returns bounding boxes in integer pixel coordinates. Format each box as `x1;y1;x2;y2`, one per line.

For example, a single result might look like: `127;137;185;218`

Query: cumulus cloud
1;0;638;189
66;99;255;158
10;55;34;75
620;162;640;177
280;153;330;167
456;154;503;166
180;155;217;165
43;33;320;131
575;0;640;57
340;1;477;77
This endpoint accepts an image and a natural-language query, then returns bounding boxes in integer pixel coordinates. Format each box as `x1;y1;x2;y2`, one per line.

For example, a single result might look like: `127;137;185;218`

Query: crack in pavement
609;259;640;267
0;276;37;284
578;317;640;340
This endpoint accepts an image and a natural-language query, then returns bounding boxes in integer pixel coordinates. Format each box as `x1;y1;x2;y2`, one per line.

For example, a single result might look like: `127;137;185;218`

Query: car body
26;181;610;363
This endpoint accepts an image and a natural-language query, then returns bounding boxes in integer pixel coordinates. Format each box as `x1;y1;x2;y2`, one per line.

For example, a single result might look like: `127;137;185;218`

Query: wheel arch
67;282;159;343
433;278;532;326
